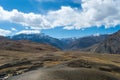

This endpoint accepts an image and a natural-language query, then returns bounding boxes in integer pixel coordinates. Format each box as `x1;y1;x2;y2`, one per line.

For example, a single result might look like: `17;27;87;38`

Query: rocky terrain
88;30;120;54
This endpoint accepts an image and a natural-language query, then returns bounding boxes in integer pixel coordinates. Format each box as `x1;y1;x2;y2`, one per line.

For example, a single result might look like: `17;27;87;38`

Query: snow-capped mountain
9;33;64;50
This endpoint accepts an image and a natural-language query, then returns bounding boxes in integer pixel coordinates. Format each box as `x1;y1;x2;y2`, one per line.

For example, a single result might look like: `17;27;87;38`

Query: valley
0;30;120;80
0;0;120;80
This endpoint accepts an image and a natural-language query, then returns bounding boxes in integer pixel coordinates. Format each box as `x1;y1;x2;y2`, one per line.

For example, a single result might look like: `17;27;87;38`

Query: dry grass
0;50;120;79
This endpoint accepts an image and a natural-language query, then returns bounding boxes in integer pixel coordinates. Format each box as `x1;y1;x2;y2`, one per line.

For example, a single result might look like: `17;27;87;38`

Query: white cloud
0;28;11;36
16;30;41;35
11;27;17;31
81;0;120;27
0;7;51;29
25;27;29;29
93;33;100;37
0;0;120;30
47;6;80;29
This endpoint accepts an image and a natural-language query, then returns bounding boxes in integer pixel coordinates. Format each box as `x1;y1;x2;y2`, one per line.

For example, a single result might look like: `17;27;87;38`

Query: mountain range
1;30;120;54
9;33;64;50
8;33;108;50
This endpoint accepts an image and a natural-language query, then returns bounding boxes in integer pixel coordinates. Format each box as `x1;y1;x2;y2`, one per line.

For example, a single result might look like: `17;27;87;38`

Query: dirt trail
7;68;120;80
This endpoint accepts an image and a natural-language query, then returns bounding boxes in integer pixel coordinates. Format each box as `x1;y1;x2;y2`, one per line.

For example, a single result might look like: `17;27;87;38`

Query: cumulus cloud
0;7;51;29
16;30;41;35
0;28;11;36
81;0;120;28
0;0;120;30
11;27;17;31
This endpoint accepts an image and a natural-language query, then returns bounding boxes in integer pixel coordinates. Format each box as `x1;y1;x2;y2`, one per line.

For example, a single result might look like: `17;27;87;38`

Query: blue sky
0;0;120;38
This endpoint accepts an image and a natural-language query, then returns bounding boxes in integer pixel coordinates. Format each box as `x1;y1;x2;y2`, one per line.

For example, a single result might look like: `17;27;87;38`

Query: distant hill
66;35;108;50
0;36;59;52
88;30;120;54
9;33;64;50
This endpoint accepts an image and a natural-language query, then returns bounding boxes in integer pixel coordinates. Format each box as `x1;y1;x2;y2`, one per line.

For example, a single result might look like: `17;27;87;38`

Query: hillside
5;51;120;80
89;30;120;54
0;35;120;80
0;36;59;52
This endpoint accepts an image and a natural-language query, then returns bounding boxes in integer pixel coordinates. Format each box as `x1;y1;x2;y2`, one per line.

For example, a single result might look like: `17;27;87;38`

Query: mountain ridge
8;33;109;50
88;30;120;54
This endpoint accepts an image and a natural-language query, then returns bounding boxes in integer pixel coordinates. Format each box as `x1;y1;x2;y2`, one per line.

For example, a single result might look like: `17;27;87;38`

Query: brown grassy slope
0;36;60;79
0;39;59;52
2;51;120;80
